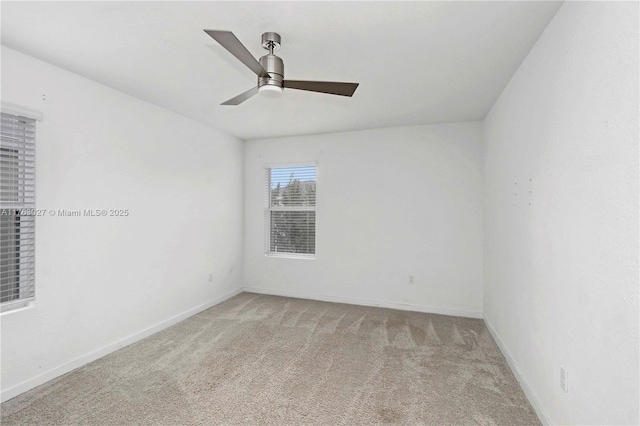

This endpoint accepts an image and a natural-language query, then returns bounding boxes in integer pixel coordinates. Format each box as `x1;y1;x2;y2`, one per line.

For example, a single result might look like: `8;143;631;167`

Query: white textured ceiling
1;1;562;140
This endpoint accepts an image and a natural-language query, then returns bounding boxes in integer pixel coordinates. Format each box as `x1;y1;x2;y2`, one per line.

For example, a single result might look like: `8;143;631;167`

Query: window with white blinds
265;165;316;258
1;112;36;311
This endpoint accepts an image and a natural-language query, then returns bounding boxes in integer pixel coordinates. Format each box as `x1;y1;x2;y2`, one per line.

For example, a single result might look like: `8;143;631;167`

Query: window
1;112;36;311
265;165;316;258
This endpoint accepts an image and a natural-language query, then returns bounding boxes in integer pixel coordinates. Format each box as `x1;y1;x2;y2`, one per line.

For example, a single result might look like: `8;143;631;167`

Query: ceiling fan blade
284;80;359;97
204;30;269;78
221;87;259;105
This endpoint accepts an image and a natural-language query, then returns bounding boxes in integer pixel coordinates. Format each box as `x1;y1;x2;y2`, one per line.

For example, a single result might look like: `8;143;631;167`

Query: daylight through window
265;165;316;257
0;112;36;311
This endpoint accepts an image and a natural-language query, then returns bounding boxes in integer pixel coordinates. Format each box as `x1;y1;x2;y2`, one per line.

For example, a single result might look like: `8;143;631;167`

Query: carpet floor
1;293;540;425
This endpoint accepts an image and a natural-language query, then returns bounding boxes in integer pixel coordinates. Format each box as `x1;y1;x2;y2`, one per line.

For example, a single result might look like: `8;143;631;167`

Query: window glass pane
270;166;316;207
270;211;316;254
0;214;20;303
1;112;36;309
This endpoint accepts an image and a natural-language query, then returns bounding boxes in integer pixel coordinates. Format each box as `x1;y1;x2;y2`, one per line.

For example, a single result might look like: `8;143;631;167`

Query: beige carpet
1;293;540;425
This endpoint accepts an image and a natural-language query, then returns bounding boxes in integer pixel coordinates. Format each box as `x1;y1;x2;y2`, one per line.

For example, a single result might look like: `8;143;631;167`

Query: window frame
1;105;39;314
264;162;317;260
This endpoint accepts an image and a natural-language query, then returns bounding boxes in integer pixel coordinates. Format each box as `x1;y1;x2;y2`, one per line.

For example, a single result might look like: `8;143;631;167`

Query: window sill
265;253;316;260
0;298;35;315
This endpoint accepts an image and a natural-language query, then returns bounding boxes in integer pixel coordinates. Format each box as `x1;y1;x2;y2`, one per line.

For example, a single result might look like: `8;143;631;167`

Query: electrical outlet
560;367;568;392
208;273;213;282
408;275;415;284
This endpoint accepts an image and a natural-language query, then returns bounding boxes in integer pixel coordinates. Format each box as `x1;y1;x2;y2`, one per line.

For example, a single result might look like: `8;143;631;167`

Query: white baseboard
243;286;483;319
484;318;551;425
0;287;243;403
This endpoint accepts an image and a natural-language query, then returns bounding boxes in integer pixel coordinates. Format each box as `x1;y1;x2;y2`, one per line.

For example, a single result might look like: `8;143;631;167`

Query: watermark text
1;209;130;217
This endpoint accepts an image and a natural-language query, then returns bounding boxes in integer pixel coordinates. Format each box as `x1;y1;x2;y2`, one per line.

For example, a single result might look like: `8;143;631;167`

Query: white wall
483;2;639;425
244;123;483;317
0;46;244;400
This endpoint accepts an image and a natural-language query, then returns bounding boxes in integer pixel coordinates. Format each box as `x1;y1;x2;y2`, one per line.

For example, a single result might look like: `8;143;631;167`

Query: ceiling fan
204;30;359;105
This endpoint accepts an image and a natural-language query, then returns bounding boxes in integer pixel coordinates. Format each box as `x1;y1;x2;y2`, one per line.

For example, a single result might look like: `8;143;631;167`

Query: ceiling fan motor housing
259;32;284;90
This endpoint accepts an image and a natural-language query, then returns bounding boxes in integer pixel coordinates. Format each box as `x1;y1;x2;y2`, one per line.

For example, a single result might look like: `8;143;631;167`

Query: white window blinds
265;165;316;257
1;112;36;310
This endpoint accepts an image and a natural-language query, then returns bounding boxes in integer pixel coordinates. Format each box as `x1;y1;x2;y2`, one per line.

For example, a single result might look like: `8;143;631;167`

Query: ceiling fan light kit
258;85;283;98
204;30;359;105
